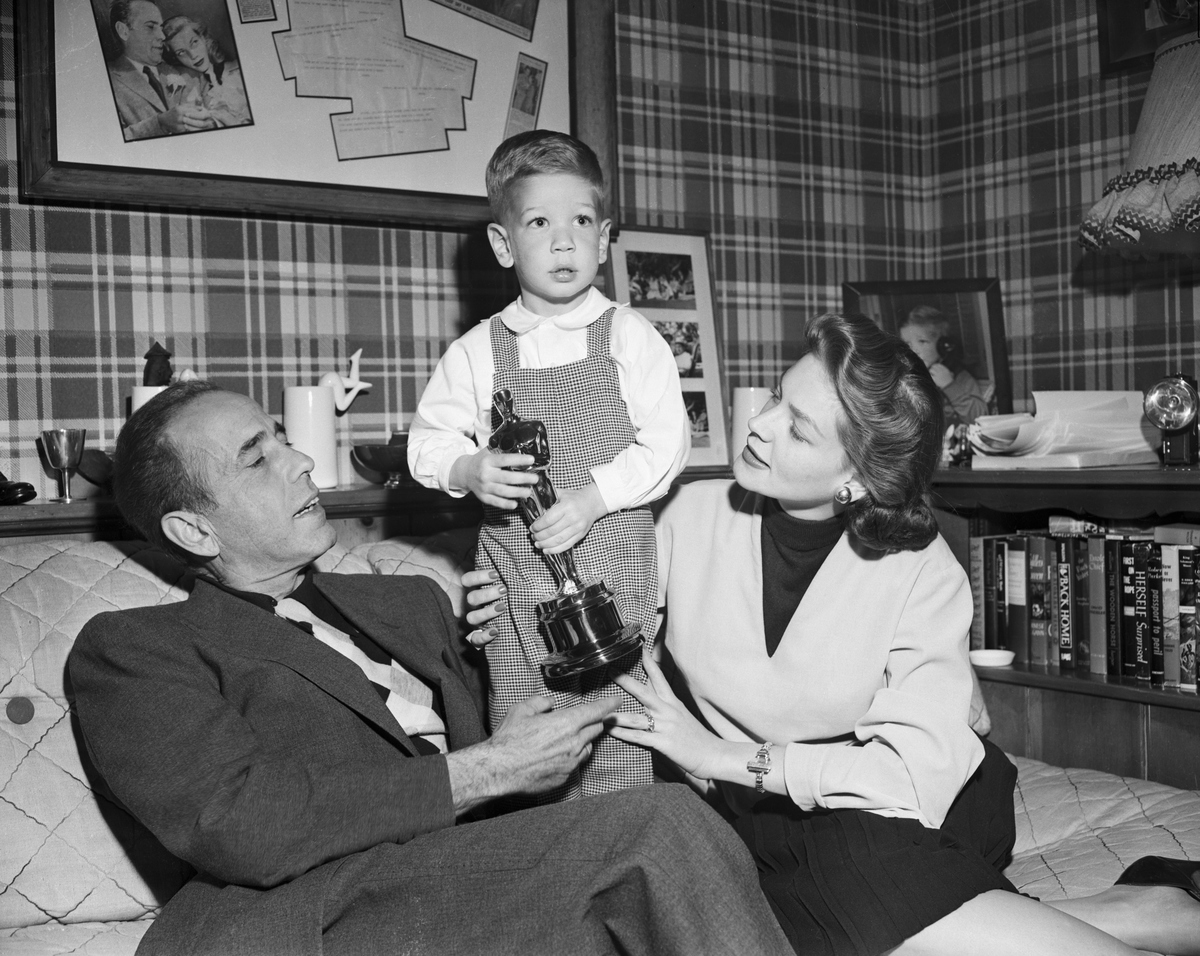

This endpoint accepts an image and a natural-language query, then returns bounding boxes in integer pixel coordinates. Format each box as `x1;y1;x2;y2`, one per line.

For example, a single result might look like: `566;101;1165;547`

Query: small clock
1144;374;1199;466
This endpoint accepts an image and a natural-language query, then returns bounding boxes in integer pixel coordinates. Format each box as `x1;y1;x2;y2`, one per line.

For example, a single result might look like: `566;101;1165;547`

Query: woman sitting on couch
466;312;1200;956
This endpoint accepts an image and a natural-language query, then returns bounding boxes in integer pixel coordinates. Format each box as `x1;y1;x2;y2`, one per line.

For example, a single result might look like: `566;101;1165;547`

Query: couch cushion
1004;755;1200;900
1;542;196;930
0;919;152;956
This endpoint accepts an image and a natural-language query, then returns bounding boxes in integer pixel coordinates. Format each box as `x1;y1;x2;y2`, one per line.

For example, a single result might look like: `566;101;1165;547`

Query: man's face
168;25;210;73
166;391;336;585
118;1;165;66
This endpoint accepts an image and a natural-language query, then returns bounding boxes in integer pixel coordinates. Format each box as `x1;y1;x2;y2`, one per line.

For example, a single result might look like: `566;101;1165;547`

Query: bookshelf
932;465;1200;790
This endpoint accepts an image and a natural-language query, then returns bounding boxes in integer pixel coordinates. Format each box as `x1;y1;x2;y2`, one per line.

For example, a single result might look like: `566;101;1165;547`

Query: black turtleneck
761;499;846;657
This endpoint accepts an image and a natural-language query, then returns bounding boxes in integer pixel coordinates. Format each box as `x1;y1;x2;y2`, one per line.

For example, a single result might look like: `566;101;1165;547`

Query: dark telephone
935;336;965;374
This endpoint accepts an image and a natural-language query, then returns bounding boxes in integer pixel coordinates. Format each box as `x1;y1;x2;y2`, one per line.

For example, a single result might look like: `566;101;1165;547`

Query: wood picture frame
610;229;730;469
1095;0;1199;76
842;277;1013;419
15;0;617;230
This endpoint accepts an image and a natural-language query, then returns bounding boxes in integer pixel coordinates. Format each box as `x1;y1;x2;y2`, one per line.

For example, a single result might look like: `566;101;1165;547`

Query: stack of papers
968;392;1160;470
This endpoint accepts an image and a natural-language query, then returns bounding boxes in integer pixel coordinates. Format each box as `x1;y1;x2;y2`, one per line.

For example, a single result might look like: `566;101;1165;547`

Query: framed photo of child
610;230;730;469
842;277;1012;422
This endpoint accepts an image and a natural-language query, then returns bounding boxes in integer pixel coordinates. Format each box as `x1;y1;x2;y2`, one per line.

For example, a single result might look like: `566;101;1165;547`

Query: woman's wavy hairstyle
800;312;944;552
162;16;227;67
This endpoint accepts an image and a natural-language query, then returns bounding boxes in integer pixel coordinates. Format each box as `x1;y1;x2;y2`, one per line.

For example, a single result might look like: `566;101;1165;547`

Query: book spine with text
1104;537;1123;677
1056;537;1074;669
1161;544;1181;690
1028;535;1050;667
993;539;1007;649
968;535;985;651
1148;544;1164;687
1075;536;1095;673
1180;546;1197;694
1087;535;1108;676
1006;535;1029;665
1120;541;1137;680
1132;541;1152;683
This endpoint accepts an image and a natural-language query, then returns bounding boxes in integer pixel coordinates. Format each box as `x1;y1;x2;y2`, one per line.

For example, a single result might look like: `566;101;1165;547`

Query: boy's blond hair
485;130;606;225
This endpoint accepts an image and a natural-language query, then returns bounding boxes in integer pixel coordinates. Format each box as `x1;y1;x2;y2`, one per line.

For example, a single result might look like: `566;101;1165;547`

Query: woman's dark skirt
729;736;1018;956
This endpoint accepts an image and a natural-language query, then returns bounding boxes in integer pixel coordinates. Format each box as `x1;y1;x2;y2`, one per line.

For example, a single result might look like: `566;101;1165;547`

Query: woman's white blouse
656;480;982;829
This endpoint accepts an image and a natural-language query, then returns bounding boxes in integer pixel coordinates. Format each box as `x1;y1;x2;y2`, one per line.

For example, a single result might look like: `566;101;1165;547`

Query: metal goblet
41;429;87;503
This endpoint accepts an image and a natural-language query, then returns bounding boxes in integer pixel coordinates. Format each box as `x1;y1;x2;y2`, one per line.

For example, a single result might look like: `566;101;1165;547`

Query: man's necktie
275;597;447;755
143;67;169;109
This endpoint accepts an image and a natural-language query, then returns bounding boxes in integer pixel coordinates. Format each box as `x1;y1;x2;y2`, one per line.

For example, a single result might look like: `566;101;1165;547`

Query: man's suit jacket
70;572;488;956
107;57;207;141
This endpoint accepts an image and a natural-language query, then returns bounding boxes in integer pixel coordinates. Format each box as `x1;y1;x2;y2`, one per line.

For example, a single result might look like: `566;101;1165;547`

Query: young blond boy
408;131;690;801
898;305;988;425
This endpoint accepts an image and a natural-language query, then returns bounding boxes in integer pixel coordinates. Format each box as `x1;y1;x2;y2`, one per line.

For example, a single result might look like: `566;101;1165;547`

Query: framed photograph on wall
16;0;618;228
1095;0;1199;75
842;277;1012;420
610;230;729;469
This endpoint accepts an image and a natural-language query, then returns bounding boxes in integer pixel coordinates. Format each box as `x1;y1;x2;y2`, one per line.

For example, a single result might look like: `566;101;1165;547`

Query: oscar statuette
488;389;643;678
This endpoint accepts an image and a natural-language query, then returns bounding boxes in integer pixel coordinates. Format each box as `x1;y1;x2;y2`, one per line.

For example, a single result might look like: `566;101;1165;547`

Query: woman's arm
609;649;793;796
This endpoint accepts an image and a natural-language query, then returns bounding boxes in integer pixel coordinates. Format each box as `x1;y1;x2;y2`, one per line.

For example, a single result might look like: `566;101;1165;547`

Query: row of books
969;524;1199;692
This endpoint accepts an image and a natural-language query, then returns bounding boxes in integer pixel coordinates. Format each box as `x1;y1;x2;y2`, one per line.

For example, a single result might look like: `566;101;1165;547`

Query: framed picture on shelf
610;229;729;469
842;277;1012;420
1095;0;1199;76
17;0;617;228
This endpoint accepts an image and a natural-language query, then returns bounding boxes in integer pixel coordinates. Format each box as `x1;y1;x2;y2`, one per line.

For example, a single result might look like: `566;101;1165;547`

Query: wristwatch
747;742;774;793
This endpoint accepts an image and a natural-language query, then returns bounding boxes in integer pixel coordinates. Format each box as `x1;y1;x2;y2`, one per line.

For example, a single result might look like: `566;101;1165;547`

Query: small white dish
970;649;1015;668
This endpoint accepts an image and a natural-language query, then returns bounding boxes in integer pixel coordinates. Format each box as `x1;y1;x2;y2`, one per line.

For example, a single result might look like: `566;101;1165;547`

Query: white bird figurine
319;348;373;412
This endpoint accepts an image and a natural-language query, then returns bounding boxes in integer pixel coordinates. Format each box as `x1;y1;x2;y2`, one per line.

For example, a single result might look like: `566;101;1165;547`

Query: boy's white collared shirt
408;286;690;514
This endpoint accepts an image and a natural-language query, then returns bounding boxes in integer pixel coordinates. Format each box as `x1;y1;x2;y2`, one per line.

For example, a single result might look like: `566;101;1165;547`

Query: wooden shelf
0;482;481;539
975;662;1200;712
932;465;1200;519
931;465;1200;518
939;466;1200;786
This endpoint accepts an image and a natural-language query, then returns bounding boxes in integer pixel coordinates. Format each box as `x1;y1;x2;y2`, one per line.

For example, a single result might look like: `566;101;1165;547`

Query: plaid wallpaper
1;0;1196;493
929;0;1198;404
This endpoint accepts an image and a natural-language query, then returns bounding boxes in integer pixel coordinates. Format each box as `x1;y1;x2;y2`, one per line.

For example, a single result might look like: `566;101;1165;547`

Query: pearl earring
834;486;852;505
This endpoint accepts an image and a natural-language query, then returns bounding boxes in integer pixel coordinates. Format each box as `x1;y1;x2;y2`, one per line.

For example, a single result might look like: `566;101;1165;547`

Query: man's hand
449;448;540;509
444;695;619;814
159;104;214;133
530;483;607;554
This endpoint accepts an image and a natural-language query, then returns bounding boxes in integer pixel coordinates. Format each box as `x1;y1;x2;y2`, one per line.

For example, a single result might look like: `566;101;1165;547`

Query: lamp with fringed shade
1079;32;1200;257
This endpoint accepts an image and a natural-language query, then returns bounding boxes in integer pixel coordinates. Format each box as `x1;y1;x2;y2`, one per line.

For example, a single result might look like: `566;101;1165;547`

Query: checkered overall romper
477;308;656;802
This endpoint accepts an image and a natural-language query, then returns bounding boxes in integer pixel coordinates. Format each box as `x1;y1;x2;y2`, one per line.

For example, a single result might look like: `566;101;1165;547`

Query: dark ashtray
0;470;36;505
353;441;413;488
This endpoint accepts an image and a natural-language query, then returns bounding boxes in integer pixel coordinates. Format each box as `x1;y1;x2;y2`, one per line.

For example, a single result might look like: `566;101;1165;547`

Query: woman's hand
609;647;729;781
461;568;506;648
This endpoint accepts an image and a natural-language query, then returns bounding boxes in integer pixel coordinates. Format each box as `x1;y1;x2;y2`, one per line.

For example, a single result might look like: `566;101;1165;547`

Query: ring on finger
646;713;656;734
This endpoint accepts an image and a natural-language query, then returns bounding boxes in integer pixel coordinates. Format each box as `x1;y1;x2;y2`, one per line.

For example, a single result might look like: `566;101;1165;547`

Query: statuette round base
538;580;643;678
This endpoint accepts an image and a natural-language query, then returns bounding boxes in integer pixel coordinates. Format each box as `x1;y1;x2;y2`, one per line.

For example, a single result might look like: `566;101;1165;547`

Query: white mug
284;386;338;489
731;387;773;458
131;385;167;414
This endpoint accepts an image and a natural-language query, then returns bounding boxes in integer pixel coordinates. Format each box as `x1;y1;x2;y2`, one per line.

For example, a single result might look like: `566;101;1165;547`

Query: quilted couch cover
1;537;1198;956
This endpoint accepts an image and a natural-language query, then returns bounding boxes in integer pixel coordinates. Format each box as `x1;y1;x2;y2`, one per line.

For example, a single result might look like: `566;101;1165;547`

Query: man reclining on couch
68;381;792;956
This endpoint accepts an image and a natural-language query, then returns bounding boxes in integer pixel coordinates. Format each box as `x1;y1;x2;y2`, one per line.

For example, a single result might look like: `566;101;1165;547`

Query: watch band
747;741;774;793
